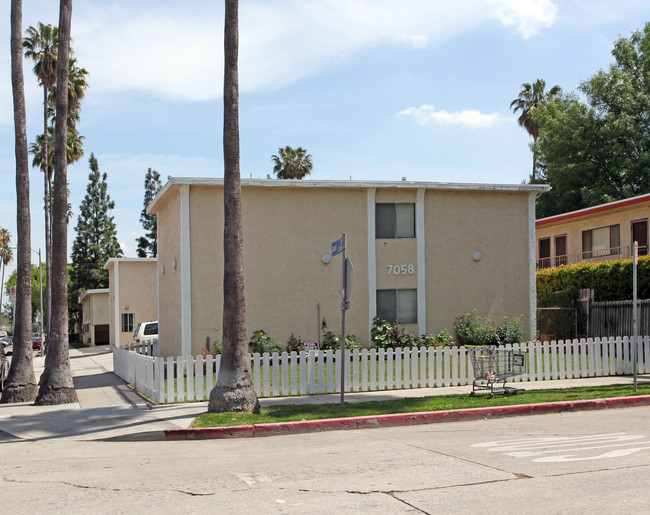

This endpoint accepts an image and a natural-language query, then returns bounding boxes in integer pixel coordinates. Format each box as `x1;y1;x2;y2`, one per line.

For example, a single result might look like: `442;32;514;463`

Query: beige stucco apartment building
148;178;548;359
536;193;650;268
105;258;158;348
79;289;109;346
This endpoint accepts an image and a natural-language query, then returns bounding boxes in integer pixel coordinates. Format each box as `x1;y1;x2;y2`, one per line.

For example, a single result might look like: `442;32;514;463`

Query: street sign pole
633;241;638;392
340;233;347;411
331;233;353;411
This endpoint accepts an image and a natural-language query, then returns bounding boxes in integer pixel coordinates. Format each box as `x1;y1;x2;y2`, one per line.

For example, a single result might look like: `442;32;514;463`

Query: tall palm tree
23;21;57;339
2;0;37;403
510;79;561;180
271;146;313;179
36;0;77;405
208;0;259;413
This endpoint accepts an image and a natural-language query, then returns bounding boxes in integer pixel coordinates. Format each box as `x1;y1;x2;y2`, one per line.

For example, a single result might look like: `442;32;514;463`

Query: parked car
133;321;158;344
32;333;43;350
1;337;12;356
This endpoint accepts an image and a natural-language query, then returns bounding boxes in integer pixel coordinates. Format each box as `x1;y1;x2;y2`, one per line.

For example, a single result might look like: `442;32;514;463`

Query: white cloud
0;0;560;116
487;0;558;38
398;105;505;129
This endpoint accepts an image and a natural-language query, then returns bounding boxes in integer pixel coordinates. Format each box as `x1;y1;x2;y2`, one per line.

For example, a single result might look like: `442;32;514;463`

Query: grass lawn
191;382;650;428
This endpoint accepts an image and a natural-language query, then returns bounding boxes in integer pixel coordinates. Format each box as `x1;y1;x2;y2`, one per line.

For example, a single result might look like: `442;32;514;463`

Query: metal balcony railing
537;245;649;269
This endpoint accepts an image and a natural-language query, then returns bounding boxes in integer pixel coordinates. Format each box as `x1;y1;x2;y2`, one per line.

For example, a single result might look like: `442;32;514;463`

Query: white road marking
472;433;650;462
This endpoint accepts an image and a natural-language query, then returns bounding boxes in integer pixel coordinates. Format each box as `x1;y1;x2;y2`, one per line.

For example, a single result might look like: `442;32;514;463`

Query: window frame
375;203;415;239
121;313;134;333
376;288;418;324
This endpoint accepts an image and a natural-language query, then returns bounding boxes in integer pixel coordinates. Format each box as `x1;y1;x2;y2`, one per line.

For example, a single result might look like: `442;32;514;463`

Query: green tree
3;0;38;403
209;0;259;413
271;146;313;179
510;79;561;181
533;23;650;218
3;264;46;327
70;154;122;312
36;0;76;405
136;168;162;258
0;227;12;313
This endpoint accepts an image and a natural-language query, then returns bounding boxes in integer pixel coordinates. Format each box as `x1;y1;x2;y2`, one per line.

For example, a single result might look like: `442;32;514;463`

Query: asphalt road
2;405;649;513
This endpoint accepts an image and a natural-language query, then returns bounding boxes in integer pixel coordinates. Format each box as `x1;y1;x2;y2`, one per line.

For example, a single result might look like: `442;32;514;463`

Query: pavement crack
174;490;217;497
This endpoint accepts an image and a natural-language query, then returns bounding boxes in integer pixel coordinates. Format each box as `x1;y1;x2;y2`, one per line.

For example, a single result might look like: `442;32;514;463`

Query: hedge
537;256;650;302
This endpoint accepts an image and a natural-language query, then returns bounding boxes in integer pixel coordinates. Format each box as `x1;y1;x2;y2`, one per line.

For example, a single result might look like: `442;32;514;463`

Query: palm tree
36;0;77;405
271;146;313;179
510;79;561;180
208;0;259;413
23;21;57;338
2;0;37;403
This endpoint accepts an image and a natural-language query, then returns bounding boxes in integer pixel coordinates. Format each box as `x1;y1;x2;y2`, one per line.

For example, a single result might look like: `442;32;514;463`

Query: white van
132;321;158;344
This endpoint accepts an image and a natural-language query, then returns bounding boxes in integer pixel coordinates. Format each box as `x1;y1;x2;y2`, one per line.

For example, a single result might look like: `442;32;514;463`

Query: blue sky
1;0;650;277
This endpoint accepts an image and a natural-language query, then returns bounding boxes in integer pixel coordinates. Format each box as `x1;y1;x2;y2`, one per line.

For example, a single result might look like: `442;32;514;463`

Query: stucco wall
157;191;183;357
117;261;157;347
186;184;369;356
424;190;531;338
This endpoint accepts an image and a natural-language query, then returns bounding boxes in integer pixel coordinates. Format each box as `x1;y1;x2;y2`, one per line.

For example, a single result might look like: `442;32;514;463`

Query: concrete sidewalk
0;347;648;442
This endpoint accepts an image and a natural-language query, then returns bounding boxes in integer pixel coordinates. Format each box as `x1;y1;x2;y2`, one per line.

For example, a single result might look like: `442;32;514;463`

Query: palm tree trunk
208;0;259;413
2;0;37;403
36;0;76;405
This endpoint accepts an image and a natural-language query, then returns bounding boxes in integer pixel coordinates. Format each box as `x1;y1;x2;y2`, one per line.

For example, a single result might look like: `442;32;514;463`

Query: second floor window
376;203;415;238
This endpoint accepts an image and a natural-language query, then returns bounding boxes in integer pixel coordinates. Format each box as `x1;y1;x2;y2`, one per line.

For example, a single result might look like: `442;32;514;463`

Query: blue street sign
331;237;343;256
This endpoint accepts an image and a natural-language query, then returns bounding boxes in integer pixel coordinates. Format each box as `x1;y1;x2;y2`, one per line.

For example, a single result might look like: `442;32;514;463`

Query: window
582;225;620;258
554;235;567;266
538;238;551;269
376;203;415;238
121;313;134;333
377;289;417;324
632;219;648;256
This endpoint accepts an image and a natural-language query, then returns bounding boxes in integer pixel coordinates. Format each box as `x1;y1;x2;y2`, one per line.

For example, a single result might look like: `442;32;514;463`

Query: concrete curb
163;394;650;441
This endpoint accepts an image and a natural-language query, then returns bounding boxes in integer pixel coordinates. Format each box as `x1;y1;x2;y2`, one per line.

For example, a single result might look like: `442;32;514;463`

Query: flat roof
79;288;109;303
536;193;650;227
148;177;550;214
104;257;157;269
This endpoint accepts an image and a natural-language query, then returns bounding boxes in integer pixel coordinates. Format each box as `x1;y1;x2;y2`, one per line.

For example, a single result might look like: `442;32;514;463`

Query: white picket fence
112;336;650;404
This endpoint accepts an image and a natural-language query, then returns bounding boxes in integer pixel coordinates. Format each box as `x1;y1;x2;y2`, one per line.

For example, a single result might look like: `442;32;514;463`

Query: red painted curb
163;395;650;441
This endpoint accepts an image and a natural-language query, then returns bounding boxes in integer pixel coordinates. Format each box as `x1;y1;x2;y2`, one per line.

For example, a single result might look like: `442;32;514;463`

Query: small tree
136;168;162;258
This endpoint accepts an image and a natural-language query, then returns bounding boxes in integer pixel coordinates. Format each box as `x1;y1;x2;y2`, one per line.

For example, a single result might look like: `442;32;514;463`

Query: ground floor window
376;289;417;324
121;313;134;333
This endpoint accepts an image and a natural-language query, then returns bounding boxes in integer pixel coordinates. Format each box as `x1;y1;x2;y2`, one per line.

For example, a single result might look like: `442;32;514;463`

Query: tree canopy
136;168;162;258
70;154;122;291
271;146;313;179
533;22;650;218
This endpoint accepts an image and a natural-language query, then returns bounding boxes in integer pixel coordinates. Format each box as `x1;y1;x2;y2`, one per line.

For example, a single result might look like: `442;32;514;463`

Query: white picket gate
112;336;650;404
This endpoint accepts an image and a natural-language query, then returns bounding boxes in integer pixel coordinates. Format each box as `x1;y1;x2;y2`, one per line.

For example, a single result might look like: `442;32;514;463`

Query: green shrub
321;331;359;351
370;315;418;348
417;329;455;348
249;329;282;354
286;334;303;353
454;310;524;346
537;256;650;301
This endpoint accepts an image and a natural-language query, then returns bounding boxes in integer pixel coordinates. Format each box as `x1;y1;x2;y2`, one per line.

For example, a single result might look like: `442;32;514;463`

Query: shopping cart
468;345;527;398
